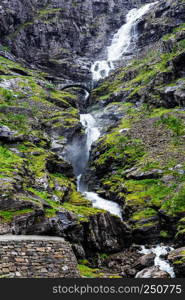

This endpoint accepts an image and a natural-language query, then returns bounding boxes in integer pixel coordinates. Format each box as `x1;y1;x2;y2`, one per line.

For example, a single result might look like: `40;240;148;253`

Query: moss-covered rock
168;247;185;277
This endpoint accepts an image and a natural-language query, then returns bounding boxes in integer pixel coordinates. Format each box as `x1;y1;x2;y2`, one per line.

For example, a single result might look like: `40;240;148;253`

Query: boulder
134;253;156;271
136;266;170;278
0;125;24;142
126;169;163;180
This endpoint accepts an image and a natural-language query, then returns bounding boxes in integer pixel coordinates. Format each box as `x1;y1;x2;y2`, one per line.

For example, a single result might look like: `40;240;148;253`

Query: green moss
173;256;185;264
99;253;109;259
0;56;33;76
44;208;57;218
27;188;50;201
125;179;172;208
0;113;29;133
161;184;185;214
38;8;63;17
160;230;170;238
131;208;157;221
63;203;105;222
94;130;144;168
28;153;48;179
0;146;23;177
69;191;91;206
0;88;17;102
78;259;89;265
133;221;158;229
0;209;33;222
156;114;184;136
78;265;103;278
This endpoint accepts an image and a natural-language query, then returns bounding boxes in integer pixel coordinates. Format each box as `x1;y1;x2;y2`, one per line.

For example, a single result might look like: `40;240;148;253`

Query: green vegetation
0;53;104;228
156;114;184;136
162;184;185;214
0;209;33;222
78;265;103;278
63;203;105;222
160;231;171;238
131;208;157;221
92;23;185;105
0;88;17;102
0;146;23;177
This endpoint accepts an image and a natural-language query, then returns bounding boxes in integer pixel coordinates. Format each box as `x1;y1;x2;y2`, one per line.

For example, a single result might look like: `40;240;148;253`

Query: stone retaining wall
0;235;80;278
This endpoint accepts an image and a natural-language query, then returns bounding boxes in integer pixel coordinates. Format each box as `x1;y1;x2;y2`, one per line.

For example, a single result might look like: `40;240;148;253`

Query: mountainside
1;0;185;278
0;0;155;83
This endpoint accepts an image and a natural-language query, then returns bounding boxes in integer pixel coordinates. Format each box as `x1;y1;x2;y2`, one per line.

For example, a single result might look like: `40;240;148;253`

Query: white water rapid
138;245;175;278
77;113;122;218
91;2;157;81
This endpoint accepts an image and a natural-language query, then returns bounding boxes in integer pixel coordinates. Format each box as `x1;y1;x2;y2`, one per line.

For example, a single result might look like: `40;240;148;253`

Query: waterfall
77;113;122;218
76;113;100;192
69;2;159;218
80;114;101;153
91;2;158;81
137;245;175;278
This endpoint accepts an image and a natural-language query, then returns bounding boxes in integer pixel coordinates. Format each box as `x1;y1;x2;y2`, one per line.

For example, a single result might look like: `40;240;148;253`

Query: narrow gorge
0;0;185;278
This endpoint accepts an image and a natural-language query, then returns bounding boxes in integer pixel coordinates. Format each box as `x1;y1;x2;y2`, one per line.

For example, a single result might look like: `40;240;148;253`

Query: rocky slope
88;0;185;245
0;0;147;83
0;0;185;278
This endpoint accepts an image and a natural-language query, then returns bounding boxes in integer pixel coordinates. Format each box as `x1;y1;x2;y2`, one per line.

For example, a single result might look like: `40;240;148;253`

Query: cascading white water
80;3;159;216
77;113;122;218
84;191;122;218
138;245;175;278
76;113;100;192
80;114;101;153
91;2;158;81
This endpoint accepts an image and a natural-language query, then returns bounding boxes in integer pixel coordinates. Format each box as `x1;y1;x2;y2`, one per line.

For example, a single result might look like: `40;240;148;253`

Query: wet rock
172;52;185;77
136;266;170;278
158;82;185;108
120;265;138;278
103;248;141;277
126;169;163;180
84;213;131;253
56;211;77;230
0;0;141;82
168;247;185;277
0;125;24;142
134;253;156;271
0;193;47;212
132;216;161;244
90;103;126;134
46;154;74;178
72;244;86;259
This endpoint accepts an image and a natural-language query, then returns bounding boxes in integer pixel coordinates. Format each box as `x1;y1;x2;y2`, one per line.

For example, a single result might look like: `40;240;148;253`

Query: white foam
84;191;122;218
80;114;101;152
91;2;158;81
139;245;175;278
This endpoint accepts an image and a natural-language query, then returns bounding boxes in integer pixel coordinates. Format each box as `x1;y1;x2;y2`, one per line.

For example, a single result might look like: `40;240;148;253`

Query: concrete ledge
0;235;65;242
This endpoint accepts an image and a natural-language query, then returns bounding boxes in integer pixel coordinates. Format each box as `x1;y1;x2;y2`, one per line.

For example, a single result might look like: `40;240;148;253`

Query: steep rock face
0;0;155;82
86;0;185;244
1;0;185;278
0;207;131;256
90;0;185;108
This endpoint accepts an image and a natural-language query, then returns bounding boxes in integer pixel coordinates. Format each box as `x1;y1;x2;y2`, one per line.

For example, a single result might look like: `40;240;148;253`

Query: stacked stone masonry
0;236;80;278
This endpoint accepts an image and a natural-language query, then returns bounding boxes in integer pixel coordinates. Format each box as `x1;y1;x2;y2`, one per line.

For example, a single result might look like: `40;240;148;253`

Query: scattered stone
135;266;170;278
